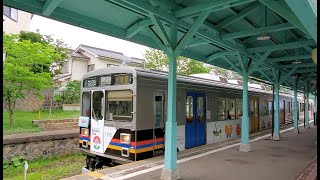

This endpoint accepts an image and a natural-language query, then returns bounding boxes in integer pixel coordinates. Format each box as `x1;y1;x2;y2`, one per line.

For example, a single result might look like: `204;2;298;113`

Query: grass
3;153;85;180
3;110;80;135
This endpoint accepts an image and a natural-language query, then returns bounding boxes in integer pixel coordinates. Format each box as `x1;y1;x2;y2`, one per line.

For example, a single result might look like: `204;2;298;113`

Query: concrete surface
128;126;317;180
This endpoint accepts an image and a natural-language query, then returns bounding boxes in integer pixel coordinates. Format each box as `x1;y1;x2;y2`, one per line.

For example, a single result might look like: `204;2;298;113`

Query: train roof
82;66;303;99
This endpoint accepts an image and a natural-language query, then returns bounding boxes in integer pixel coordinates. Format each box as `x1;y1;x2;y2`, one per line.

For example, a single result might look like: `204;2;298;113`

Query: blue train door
185;92;206;148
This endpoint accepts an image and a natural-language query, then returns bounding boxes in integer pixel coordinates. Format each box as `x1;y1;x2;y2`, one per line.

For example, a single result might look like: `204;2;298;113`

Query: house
53;44;145;88
3;5;33;34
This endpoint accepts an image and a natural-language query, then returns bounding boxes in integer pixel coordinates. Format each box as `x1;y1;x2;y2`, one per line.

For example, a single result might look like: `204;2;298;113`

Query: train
78;66;314;171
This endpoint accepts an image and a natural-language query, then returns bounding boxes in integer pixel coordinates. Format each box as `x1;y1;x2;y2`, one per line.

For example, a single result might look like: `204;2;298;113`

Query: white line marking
104;120;314;180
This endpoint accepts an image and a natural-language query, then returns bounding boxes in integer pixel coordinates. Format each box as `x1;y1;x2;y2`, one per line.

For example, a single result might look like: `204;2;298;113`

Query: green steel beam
272;68;280;83
187;38;210;47
258;70;274;83
149;13;171;49
206;51;236;62
259;0;308;35
173;0;240;18
303;45;313;53
216;2;260;29
222;23;295;40
247;40;315;53
285;0;317;43
125;19;152;38
175;9;211;55
268;54;311;62
279;67;298;84
236;52;248;74
295;68;317;74
147;27;169;54
186;0;256;18
248;50;271;75
42;0;63;16
221;56;242;75
163;23;178;172
278;62;315;68
271;10;298;39
113;0;247;54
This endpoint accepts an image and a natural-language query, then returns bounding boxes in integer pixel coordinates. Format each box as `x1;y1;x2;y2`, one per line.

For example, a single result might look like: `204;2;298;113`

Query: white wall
71;59;88;81
3;10;32;34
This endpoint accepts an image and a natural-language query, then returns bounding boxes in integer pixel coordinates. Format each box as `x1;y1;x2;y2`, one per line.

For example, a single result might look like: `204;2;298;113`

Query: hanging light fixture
257;6;270;41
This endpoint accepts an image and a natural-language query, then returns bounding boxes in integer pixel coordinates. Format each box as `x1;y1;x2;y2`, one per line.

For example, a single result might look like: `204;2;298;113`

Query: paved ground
128;126;317;180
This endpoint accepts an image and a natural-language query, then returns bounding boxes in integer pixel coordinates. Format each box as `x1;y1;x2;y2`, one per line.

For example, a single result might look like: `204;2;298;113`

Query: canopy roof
4;0;317;92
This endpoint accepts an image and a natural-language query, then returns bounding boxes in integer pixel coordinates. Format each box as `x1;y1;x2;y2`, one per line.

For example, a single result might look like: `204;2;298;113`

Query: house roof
76;44;145;64
71;51;90;59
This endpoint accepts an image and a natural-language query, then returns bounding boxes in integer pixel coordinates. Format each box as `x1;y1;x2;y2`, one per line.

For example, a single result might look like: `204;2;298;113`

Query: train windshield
92;91;104;120
107;90;132;121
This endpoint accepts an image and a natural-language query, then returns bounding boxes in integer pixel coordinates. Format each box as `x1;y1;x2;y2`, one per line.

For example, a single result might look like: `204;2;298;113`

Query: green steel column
273;83;280;140
239;72;250;152
305;82;310;128
164;52;177;170
293;86;299;133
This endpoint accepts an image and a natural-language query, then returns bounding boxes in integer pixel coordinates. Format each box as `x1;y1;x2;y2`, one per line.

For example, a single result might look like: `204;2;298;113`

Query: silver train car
78;66;314;171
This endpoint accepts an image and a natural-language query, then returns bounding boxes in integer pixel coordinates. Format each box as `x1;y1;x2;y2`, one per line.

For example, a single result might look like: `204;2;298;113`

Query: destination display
83;74;132;87
114;74;131;85
84;77;98;87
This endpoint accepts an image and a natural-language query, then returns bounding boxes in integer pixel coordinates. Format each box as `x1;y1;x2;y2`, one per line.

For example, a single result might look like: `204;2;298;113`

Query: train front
78;67;137;171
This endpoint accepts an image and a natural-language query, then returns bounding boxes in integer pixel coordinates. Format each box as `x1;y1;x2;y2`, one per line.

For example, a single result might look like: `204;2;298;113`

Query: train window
197;97;204;122
92;91;104;120
268;101;273;115
236;98;242;119
288;102;291;113
226;98;235;119
107;90;132;121
82;92;91;117
186;96;193;123
262;100;268;116
155;94;164;128
217;97;226;121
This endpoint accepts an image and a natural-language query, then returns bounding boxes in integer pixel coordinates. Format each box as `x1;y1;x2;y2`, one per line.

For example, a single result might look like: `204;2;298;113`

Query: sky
30;15;149;59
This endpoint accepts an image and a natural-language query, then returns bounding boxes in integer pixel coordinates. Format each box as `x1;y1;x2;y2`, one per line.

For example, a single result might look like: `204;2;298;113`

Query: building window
217;97;226;121
3;6;18;21
107;64;118;67
87;64;95;72
62;61;69;73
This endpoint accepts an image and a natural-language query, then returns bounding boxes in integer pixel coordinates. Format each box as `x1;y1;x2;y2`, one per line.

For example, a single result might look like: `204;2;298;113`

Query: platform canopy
4;0;317;92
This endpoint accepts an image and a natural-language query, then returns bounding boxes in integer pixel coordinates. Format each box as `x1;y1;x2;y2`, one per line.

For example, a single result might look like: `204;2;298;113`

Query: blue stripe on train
109;141;164;149
80;137;90;141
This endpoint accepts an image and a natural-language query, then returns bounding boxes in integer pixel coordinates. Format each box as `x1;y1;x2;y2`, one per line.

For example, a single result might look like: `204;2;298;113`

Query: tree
3;33;59;127
19;30;70;77
144;48;212;76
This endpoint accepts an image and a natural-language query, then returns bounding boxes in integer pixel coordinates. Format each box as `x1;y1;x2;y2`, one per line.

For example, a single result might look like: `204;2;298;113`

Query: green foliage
3;160;10;169
3;153;84;180
10;156;26;167
3;110;80;135
62;81;81;104
3;33;59;127
144;48;212;76
19;30;70;77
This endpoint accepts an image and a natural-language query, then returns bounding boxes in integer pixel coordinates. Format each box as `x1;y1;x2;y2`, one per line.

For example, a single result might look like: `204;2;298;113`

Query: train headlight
120;133;131;144
81;128;89;137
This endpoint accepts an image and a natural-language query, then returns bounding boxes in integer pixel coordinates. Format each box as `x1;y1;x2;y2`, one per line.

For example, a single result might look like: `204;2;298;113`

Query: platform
63;122;317;180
